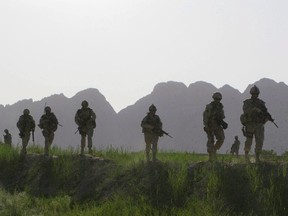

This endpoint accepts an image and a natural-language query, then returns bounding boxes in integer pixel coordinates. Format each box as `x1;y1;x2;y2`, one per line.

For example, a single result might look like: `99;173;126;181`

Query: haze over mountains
1;78;287;154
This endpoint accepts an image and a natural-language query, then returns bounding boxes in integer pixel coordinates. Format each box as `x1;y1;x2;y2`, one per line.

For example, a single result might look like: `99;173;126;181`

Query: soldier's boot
245;152;250;164
146;153;150;162
44;143;49;156
208;152;213;162
80;147;84;156
88;148;93;154
213;149;218;161
255;153;261;163
152;152;157;163
208;149;216;162
20;147;27;156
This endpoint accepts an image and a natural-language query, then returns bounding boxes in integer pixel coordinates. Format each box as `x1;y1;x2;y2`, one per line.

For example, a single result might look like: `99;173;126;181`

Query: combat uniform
17;109;35;155
3;129;12;147
38;106;58;156
203;92;228;161
141;104;163;162
241;85;272;163
75;100;96;155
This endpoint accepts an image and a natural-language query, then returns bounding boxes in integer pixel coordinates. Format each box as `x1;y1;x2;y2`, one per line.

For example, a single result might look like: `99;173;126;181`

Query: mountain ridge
0;77;287;154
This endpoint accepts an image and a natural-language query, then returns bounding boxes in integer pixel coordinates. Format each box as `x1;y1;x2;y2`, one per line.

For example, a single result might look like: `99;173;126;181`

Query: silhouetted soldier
141;104;163;162
241;85;275;163
38;106;58;156
230;136;240;157
75;100;96;155
3;129;12;147
17;109;35;156
203;92;228;161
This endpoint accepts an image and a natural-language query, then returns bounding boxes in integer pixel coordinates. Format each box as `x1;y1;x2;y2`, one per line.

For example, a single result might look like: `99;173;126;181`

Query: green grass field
0;144;287;216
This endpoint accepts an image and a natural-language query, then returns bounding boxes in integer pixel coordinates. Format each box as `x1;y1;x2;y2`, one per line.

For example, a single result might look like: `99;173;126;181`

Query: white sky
1;0;288;112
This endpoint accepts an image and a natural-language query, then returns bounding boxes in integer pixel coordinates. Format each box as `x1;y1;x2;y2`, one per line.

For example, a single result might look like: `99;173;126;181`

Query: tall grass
0;145;287;215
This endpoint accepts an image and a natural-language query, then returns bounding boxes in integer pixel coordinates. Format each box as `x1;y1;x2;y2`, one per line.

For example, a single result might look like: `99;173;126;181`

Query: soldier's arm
90;109;96;120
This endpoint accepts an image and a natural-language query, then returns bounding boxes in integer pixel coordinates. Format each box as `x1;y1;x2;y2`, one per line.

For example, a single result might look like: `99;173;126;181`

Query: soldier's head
23;109;30;115
44;106;51;113
4;129;8;133
81;100;89;108
250;85;260;99
149;104;157;113
212;92;222;101
235;136;238;140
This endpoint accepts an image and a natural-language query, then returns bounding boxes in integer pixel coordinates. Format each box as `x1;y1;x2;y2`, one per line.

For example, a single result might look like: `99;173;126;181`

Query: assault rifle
32;130;35;144
266;112;279;128
159;128;173;138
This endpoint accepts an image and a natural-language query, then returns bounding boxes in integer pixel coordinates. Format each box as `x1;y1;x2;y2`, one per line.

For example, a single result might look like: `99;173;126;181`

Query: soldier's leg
81;134;86;155
21;133;30;155
87;129;94;154
244;125;254;163
45;133;54;156
144;134;152;162
206;130;215;161
255;125;264;163
152;136;159;162
214;128;225;151
44;136;49;156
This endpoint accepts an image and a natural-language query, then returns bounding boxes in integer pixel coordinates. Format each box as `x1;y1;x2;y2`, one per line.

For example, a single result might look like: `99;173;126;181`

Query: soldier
240;85;274;163
38;106;58;156
3;129;12;147
203;92;228;161
75;100;96;155
141;104;163;162
230;136;240;157
17;109;36;156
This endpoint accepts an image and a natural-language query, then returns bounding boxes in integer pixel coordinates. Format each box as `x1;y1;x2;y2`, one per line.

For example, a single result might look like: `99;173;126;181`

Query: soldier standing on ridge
203;92;228;161
141;104;163;162
75;100;96;155
240;85;275;163
230;136;240;157
3;129;12;147
38;106;59;156
17;109;36;156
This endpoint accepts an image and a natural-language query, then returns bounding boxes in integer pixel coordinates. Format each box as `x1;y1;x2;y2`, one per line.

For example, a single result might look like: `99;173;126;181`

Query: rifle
160;129;173;138
32;130;35;144
58;123;63;127
242;126;246;137
266;112;279;128
270;120;279;128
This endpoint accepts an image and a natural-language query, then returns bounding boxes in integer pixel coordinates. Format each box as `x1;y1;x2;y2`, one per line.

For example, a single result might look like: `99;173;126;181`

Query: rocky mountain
0;88;120;151
0;78;287;154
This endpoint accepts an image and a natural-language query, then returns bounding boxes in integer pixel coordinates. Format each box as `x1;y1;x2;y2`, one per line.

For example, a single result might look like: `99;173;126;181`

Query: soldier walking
203;92;228;161
38;106;58;156
240;85;275;163
75;100;96;155
3;129;12;147
17;109;36;156
230;136;240;157
141;104;163;162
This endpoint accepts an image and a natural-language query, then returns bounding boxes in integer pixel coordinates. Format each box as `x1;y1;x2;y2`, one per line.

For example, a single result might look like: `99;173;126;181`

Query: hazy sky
1;0;288;112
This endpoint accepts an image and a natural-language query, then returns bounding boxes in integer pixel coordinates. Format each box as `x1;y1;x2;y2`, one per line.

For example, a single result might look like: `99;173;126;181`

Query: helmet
212;92;222;100
235;136;238;139
149;104;157;112
4;129;8;133
23;109;30;115
44;106;51;113
250;85;260;95
81;100;88;107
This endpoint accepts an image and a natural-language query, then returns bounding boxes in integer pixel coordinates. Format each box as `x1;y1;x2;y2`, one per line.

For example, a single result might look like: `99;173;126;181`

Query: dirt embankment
0;154;288;215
